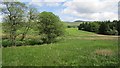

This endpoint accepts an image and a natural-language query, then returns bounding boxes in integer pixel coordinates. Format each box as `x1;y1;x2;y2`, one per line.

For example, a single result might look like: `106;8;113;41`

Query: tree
99;22;107;34
117;20;120;35
37;11;64;43
20;5;38;41
89;22;99;33
78;22;86;30
98;22;111;35
2;2;27;46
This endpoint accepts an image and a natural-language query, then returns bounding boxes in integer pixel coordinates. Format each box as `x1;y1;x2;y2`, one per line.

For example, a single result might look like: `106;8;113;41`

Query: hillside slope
2;28;118;66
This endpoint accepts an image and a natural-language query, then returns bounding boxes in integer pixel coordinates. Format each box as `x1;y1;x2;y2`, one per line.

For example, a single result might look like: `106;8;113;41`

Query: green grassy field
2;28;119;66
65;22;82;26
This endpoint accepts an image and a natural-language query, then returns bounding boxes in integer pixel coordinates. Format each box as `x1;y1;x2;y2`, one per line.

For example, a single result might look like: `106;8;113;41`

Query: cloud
29;0;67;2
29;2;43;7
60;15;76;21
29;0;67;7
62;0;119;21
28;0;43;7
29;2;61;8
45;2;60;7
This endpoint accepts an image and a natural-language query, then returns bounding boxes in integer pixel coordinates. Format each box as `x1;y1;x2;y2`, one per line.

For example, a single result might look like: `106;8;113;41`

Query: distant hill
64;22;83;28
74;20;93;22
65;22;82;25
74;20;84;22
64;20;94;28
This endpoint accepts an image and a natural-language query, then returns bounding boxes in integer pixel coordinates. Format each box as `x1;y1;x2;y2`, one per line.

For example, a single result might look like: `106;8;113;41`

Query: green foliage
89;22;99;33
2;39;25;47
78;22;99;33
2;2;65;47
78;20;119;35
2;39;12;47
117;20;120;35
2;2;27;46
24;38;43;45
67;25;77;28
16;41;23;46
37;11;65;43
106;27;118;35
99;22;109;34
19;6;39;41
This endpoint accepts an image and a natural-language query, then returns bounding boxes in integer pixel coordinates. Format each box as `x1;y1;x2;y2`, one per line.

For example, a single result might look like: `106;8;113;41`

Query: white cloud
44;0;67;2
45;2;60;7
62;0;119;21
28;0;43;7
29;2;43;7
29;0;68;7
29;0;67;2
60;16;76;21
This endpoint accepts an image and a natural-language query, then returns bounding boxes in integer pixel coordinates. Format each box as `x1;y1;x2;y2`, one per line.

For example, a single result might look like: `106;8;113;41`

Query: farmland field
2;28;119;66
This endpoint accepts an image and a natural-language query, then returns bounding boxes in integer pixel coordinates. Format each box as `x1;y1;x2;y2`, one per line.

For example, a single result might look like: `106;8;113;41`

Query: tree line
1;2;64;47
78;20;120;35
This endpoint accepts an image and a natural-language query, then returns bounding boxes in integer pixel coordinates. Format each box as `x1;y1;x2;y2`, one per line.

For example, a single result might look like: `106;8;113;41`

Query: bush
67;25;77;28
2;38;43;47
16;41;25;46
2;39;12;47
67;26;72;28
2;35;45;47
2;39;25;47
24;38;43;45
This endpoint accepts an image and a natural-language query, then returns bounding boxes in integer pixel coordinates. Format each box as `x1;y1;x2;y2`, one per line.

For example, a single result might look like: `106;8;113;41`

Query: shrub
67;26;72;28
16;41;25;46
2;39;12;47
24;38;43;45
2;39;25;47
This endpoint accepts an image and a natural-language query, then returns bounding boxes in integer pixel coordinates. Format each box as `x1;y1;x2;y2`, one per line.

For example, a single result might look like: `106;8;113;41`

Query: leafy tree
2;2;27;46
20;6;38;41
78;20;119;35
117;20;120;35
83;22;92;32
78;22;85;30
37;11;64;43
98;22;109;34
89;22;99;33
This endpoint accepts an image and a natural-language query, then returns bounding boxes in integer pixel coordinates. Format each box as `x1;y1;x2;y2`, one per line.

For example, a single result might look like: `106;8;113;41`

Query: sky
0;0;119;22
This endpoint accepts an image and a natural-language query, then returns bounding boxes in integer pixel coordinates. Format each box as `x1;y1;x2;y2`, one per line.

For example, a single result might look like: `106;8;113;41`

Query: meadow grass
2;28;119;66
65;22;82;27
